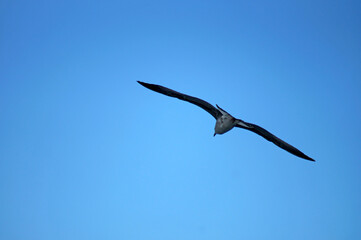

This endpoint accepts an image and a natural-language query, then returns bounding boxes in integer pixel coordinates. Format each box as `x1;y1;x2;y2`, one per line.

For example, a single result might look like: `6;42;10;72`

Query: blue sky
1;0;360;239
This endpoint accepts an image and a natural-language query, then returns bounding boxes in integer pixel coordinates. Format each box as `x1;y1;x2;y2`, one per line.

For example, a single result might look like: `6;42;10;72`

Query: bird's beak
213;133;216;137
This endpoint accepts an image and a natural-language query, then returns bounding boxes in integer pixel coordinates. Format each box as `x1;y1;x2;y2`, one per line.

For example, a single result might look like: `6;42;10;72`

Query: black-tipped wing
235;119;314;161
137;81;222;119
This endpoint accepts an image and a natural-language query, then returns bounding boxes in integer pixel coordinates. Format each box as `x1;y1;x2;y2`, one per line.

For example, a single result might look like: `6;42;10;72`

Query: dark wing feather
137;81;222;119
235;119;315;161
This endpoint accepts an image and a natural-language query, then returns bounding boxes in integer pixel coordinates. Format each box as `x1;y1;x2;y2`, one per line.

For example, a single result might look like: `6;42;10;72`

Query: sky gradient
1;0;361;239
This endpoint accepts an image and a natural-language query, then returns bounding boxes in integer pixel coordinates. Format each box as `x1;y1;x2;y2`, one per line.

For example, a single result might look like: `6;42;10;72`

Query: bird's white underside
214;114;235;134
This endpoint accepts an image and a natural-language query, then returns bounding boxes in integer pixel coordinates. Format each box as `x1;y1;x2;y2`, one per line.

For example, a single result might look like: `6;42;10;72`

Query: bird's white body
215;114;235;134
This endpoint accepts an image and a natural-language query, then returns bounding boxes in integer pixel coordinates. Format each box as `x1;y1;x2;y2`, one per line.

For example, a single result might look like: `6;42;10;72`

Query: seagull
137;81;315;161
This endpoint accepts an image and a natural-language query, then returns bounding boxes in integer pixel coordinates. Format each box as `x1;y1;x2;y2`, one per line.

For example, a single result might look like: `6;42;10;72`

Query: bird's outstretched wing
137;81;222;119
235;119;315;161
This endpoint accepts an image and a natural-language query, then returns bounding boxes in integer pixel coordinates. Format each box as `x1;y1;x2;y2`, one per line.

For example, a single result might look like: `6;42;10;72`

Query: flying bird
137;81;315;161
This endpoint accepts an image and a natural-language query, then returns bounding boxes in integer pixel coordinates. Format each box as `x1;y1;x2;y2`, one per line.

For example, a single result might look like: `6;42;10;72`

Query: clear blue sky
1;0;360;239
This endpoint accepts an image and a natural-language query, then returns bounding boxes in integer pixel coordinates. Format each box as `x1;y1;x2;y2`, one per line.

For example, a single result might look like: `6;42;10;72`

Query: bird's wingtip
137;81;148;87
